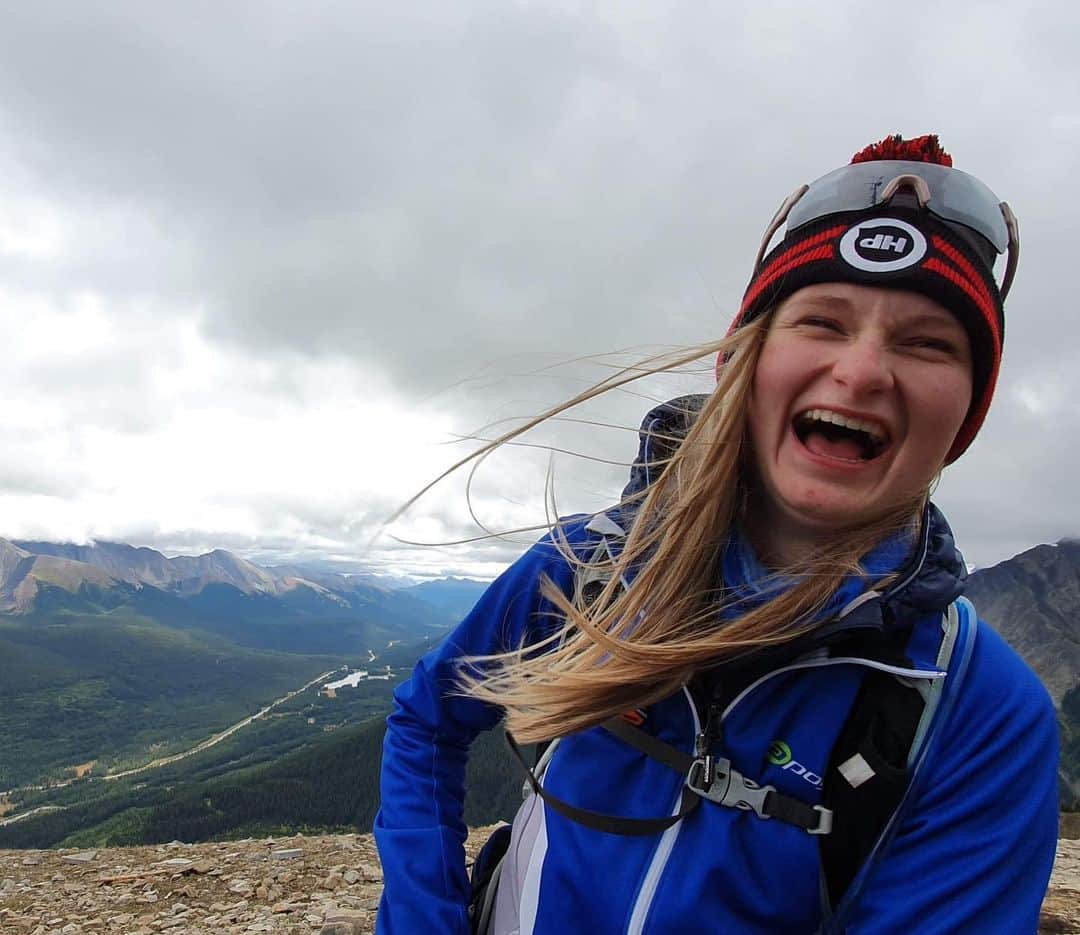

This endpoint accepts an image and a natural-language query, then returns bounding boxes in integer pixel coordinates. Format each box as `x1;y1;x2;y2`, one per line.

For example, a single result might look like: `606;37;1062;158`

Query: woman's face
746;282;973;547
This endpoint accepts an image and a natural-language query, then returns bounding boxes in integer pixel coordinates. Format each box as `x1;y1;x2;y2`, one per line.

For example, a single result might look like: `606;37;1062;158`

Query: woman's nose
831;336;894;394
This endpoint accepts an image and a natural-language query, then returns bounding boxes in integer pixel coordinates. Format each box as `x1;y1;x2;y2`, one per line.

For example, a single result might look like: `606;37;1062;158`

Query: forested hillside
0;608;339;788
1061;685;1080;809
0;713;524;849
0;535;459;789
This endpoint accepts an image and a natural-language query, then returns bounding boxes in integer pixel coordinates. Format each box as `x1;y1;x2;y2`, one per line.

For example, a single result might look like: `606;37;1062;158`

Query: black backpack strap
605;717;831;833
506;718;832;837
506;731;701;835
818;600;977;915
468;822;511;934
819;665;924;907
819;599;979;932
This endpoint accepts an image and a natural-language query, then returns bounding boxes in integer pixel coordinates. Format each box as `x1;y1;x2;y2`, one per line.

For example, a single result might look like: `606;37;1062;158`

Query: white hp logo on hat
839;218;927;273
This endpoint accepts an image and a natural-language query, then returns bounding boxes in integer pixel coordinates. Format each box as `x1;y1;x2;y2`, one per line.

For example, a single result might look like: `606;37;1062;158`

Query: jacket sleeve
842;621;1060;934
373;531;581;935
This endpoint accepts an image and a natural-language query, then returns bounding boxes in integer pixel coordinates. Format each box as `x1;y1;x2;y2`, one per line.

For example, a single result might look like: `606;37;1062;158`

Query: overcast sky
0;1;1077;579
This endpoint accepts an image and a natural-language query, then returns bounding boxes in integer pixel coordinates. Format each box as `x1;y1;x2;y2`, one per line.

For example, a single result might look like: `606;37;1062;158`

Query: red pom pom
850;133;953;167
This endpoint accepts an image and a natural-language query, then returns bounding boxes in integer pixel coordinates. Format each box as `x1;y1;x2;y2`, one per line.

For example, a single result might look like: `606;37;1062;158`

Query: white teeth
801;409;886;443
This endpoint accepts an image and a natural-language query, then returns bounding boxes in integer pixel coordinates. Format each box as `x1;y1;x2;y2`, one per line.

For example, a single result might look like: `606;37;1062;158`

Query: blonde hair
455;314;926;744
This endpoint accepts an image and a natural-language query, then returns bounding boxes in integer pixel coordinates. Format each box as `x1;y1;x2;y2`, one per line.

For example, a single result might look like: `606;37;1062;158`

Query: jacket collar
602;396;966;637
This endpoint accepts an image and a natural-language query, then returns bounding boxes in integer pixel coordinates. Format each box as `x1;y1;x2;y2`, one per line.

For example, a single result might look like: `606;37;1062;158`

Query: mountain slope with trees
0;537;463;789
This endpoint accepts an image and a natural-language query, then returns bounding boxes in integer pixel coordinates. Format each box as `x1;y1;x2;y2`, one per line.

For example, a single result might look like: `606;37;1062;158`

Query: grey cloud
0;460;85;499
937;366;1080;566
1;2;1079;571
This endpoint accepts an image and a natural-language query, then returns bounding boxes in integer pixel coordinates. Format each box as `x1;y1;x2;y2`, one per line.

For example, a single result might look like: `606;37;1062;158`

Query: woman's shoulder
971;614;1052;701
517;511;621;568
474;511;621;605
949;609;1056;739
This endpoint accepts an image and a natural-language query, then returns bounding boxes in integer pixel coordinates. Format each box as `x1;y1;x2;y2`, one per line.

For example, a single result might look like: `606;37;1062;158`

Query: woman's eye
907;337;958;354
799;316;842;332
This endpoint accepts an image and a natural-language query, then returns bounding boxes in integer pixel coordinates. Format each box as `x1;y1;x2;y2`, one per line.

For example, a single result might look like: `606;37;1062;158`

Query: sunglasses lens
786;161;1009;253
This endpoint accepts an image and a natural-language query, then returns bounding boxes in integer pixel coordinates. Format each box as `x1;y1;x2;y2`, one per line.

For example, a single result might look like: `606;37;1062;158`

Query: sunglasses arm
752;184;809;272
999;201;1020;301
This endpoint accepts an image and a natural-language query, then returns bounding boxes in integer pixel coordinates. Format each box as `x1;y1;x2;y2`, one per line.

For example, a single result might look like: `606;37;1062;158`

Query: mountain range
0;537;489;653
4;537;388;609
3;530;1078;691
0;532;1077;846
3;531;1078;698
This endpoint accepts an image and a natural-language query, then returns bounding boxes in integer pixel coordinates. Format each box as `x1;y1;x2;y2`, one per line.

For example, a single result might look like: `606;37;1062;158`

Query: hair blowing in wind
455;317;925;744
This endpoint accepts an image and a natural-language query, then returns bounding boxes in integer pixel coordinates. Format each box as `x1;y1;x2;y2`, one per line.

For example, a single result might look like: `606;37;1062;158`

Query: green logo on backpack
767;739;823;789
768;740;792;765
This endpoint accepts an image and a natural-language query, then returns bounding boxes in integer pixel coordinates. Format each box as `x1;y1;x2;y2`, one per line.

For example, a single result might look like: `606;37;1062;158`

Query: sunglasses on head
753;160;1020;300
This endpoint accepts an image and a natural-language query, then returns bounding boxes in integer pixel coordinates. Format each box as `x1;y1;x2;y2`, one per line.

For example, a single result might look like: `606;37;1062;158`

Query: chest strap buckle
686;757;833;835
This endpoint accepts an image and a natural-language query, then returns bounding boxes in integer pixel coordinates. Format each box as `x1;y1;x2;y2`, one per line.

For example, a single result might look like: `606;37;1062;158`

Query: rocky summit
0;830;1077;934
0;829;493;935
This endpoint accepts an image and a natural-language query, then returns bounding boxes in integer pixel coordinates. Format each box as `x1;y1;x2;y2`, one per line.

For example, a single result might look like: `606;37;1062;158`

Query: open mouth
793;408;889;462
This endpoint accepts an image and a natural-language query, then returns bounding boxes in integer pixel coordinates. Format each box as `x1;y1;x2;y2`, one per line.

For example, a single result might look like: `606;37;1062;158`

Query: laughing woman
374;135;1058;934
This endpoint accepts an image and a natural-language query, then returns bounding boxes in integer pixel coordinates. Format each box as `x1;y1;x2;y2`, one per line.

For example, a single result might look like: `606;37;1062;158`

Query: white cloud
0;1;1078;575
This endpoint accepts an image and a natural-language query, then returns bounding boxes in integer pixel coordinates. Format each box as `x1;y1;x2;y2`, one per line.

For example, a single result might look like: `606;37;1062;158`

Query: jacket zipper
693;701;722;794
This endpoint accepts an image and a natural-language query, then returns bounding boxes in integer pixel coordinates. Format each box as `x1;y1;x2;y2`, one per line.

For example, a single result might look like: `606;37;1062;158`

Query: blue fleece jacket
374;400;1059;934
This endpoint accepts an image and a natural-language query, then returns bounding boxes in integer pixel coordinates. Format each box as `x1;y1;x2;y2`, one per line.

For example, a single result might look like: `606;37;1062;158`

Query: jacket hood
611;395;967;637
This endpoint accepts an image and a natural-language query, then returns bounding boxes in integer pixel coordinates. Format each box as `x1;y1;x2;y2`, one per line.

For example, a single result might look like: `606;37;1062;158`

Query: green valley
0;608;353;789
0;672;524;849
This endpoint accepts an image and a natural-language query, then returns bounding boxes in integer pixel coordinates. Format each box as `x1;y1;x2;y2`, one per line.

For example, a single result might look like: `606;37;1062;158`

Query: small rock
270;848;303;860
320;908;366;935
342;870;361;885
61;851;97;864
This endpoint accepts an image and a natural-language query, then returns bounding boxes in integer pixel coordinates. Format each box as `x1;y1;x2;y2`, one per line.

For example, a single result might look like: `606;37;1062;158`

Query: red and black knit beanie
735;134;1005;463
